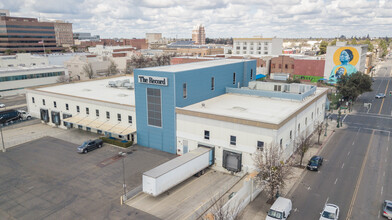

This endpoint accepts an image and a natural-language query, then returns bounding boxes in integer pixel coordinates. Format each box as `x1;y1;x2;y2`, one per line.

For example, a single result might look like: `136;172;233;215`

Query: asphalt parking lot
0;136;176;220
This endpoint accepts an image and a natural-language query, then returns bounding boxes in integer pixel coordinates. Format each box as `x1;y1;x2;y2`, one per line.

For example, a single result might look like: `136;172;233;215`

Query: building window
236;46;240;50
274;85;282;91
42;99;45;106
257;141;264;151
233;72;236;84
183;83;187;98
280;138;283;148
250;69;253;80
279;64;282;69
76;106;80;113
298;124;301;133
106;111;110;119
230;135;236;145
32;97;35;103
117;113;121;121
311;112;313;120
65;103;68;110
78;125;83;129
96;109;99;117
86;107;89;115
97;130;102;134
147;88;162;127
128;115;132;124
285;64;288;69
272;64;275;68
211;77;215;90
290;130;292;140
204;130;210;140
292;64;294;69
53;101;57;108
86;127;91;131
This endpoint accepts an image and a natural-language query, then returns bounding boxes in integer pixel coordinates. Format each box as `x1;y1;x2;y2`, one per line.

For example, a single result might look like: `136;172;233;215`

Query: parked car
320;203;339;220
307;155;323;171
266;197;292;220
0;103;5;108
376;93;386;99
0;109;31;124
77;139;103;154
383;200;392;219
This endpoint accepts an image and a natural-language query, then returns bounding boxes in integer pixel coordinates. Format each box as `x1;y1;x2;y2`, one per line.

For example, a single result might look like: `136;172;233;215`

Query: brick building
53;21;73;46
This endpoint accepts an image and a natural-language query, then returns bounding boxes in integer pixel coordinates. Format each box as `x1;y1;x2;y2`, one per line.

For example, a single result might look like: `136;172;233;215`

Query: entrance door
183;140;188;154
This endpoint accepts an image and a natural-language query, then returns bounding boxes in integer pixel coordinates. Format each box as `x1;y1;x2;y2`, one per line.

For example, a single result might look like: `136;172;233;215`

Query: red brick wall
122;39;148;49
293;59;325;77
270;56;295;74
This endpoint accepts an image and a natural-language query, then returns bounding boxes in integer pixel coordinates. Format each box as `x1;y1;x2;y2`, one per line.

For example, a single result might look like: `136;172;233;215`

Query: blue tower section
134;59;256;154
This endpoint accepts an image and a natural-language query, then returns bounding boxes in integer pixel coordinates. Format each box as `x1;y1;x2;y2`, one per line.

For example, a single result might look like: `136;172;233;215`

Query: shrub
100;136;133;148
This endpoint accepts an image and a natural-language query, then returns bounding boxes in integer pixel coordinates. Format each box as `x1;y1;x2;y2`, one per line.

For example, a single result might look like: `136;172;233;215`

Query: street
289;60;392;220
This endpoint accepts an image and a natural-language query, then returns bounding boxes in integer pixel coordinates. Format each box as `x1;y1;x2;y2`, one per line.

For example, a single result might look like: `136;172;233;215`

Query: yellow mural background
333;47;359;66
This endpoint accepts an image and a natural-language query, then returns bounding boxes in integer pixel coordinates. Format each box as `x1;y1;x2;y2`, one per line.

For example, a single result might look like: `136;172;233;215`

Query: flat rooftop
178;87;328;126
139;59;252;73
36;76;135;106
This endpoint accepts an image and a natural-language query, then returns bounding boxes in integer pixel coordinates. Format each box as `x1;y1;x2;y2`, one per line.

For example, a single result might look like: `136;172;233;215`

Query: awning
256;74;266;79
63;116;136;135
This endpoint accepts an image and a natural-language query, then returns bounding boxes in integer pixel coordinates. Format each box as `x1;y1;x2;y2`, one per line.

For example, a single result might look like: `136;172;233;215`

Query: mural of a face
336;67;345;78
340;50;350;63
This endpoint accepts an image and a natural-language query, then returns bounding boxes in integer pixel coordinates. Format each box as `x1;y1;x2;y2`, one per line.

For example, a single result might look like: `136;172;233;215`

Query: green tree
330;39;337;46
71;45;77;52
361;39;374;52
336;72;372;100
319;41;328;54
4;49;13;55
351;38;357;45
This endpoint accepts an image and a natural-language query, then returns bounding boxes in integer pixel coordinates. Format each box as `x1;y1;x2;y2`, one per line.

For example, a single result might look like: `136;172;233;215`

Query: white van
266;197;292;220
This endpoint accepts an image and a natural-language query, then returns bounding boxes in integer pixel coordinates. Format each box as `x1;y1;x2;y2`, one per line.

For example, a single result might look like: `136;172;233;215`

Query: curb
286;129;336;198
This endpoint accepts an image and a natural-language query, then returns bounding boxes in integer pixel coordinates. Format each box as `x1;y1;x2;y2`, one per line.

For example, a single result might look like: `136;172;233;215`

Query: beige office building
192;24;205;45
53;21;73;47
146;33;162;44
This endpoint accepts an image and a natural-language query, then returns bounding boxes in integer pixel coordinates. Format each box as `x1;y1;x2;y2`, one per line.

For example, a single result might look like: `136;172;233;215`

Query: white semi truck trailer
143;146;214;197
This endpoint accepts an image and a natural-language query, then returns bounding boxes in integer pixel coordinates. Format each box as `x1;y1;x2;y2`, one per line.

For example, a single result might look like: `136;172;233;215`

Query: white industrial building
176;81;328;173
232;38;283;56
26;75;136;142
0;53;49;68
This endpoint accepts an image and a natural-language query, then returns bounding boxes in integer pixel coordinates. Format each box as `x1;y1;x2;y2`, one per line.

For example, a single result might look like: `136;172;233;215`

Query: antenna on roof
201;103;205;108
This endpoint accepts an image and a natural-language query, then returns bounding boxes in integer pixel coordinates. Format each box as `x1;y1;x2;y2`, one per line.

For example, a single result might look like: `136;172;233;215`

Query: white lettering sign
138;75;168;86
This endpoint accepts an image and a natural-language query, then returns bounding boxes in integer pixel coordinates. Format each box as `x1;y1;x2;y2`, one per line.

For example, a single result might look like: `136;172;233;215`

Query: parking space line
341;163;344;169
334;178;338;184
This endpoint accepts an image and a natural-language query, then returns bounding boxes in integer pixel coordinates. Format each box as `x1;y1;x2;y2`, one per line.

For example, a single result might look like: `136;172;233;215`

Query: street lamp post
324;120;328;136
119;152;127;202
0;117;5;152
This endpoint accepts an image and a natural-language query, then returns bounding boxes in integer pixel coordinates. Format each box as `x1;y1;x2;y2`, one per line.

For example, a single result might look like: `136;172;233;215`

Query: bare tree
106;60;119;76
56;75;70;83
296;133;312;167
314;121;325;145
201;192;241;220
83;63;94;79
254;144;291;202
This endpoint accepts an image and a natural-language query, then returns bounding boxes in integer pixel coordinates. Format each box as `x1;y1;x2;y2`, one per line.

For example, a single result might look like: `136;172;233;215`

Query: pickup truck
77;139;103;154
0;109;31;124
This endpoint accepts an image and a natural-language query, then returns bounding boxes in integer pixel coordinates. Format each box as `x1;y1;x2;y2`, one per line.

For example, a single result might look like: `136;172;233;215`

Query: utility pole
119;152;127;202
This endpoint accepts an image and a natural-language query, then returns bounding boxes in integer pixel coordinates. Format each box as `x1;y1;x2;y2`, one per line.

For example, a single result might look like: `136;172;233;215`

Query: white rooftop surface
139;59;252;73
179;87;327;125
37;76;135;106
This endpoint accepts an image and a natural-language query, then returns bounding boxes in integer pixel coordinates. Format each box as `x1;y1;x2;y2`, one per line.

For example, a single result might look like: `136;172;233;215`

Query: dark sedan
307;155;323;171
77;139;103;154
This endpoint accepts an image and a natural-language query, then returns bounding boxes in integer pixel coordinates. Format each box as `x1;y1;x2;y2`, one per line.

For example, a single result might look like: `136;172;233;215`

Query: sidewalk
237;117;341;220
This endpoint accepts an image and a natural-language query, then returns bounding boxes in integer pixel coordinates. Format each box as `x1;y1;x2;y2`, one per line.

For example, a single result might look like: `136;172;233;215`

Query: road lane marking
347;151;350;156
352;142;355;145
384;171;386;177
381;186;384;195
351;128;361;146
378;79;390;115
346;130;375;220
334;178;338;184
343;114;348;122
342;163;345;169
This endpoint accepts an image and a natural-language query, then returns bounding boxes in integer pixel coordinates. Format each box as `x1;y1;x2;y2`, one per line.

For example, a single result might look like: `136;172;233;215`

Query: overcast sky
2;0;392;39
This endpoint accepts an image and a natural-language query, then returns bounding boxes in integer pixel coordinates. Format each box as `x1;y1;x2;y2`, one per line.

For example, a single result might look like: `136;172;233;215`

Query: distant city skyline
2;0;392;39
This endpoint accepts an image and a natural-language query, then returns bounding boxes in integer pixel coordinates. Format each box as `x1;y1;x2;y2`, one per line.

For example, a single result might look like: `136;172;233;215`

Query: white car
0;103;5;108
376;93;386;99
320;203;339;220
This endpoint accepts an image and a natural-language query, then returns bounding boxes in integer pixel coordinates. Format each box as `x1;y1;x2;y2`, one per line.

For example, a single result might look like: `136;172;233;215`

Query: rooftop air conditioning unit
108;81;116;87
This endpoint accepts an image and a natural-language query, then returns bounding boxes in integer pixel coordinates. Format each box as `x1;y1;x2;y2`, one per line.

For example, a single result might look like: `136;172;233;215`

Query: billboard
324;44;367;84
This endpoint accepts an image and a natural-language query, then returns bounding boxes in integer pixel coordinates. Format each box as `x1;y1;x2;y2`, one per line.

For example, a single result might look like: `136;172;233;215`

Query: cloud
2;0;391;38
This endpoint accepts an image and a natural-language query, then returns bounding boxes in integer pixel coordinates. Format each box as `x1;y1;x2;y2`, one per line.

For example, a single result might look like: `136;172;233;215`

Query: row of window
182;70;254;99
0;71;64;82
0;45;56;48
203;130;265;151
0;30;55;34
272;64;294;69
0;25;54;29
34;97;134;124
0;35;56;39
236;51;269;55
236;46;269;51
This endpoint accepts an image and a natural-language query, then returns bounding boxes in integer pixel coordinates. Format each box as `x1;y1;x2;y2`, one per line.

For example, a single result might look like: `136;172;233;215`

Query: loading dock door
223;150;242;172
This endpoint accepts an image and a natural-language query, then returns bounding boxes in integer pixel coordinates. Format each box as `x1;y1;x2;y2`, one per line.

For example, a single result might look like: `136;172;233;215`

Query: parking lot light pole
0;117;5;152
119;152;127;202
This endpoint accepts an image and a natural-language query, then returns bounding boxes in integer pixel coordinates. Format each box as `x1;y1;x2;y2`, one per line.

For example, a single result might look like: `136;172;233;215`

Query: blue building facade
134;59;257;154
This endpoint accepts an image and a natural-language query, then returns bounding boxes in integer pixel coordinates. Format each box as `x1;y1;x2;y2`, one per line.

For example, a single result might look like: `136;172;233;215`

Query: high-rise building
192;24;205;45
53;20;73;46
0;16;64;54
